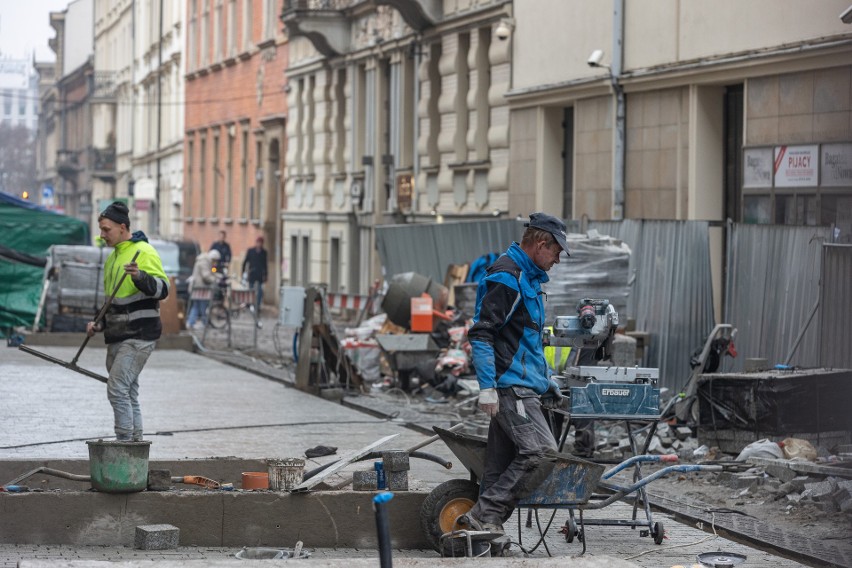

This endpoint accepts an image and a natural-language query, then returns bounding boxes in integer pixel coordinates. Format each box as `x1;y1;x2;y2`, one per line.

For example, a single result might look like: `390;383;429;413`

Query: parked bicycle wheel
208;303;229;329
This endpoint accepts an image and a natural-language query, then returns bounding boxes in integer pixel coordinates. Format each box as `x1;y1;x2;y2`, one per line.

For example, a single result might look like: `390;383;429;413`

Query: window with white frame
227;0;237;57
242;0;253;50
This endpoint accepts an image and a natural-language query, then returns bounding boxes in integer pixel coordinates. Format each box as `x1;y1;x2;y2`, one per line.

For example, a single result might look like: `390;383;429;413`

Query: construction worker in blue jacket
86;202;169;442
464;212;571;535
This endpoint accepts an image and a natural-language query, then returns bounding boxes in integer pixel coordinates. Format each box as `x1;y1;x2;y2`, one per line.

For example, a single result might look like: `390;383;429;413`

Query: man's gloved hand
478;388;499;417
542;378;565;410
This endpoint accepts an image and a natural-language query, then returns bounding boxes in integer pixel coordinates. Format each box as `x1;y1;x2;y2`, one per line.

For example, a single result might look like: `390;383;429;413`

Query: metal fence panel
819;244;852;368
375;219;523;283
724;224;832;371
589;220;715;390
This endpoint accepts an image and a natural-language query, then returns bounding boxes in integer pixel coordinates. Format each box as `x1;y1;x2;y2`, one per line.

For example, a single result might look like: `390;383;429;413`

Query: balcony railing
91;71;117;98
91;147;116;177
284;0;355;10
56;149;82;179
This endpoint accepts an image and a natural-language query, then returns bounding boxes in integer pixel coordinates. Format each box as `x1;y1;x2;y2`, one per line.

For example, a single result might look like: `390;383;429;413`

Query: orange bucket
241;472;269;490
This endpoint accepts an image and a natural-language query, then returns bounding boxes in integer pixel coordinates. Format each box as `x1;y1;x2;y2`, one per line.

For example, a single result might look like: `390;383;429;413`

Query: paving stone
387;470;409;491
352;470;377;491
803;478;838;500
675;426;692;441
382;450;410;472
764;464;798;483
147;469;172;491
134;525;179;551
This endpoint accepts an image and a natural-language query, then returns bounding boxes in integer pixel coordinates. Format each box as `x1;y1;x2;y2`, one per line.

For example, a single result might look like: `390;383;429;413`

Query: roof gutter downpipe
611;0;625;220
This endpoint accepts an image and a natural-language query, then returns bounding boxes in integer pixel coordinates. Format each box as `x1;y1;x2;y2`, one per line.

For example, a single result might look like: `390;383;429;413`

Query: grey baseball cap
525;212;571;256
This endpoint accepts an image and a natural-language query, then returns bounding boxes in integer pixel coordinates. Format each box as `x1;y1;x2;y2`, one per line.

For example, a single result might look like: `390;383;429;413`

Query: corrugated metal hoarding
819;244;852;369
375;219;524;283
589;220;715;390
375;217;715;390
724;224;832;371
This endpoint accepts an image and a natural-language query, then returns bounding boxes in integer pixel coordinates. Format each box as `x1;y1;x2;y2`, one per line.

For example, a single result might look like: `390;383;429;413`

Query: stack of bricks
382;451;410;491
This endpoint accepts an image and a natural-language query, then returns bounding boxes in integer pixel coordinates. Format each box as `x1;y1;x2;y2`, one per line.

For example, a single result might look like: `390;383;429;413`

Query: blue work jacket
468;242;550;395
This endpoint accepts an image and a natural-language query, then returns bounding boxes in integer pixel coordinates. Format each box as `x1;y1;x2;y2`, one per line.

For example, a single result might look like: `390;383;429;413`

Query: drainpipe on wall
611;0;625;220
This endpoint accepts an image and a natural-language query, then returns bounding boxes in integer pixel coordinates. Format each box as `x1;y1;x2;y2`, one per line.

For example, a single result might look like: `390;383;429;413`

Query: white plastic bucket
268;458;305;491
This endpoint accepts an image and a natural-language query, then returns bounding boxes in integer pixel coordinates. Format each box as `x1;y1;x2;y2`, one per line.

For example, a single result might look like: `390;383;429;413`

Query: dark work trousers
469;387;558;525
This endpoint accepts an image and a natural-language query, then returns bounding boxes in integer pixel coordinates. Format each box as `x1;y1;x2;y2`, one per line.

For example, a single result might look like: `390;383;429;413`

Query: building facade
33;0;97;225
0;56;40;132
132;0;186;238
184;0;288;290
91;0;127;234
282;0;513;294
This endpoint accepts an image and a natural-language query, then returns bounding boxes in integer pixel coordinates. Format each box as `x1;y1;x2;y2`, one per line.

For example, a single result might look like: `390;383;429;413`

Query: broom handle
71;250;141;366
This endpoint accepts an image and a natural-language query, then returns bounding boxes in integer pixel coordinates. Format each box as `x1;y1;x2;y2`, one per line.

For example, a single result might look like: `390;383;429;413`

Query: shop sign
821;143;852;187
774;145;818;187
743;148;773;188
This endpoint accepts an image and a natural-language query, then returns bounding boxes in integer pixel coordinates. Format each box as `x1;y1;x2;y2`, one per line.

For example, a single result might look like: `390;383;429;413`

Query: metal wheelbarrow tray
425;426;721;554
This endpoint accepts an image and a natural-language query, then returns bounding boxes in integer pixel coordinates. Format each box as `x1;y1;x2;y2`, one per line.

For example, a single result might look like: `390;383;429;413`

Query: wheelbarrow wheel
562;515;577;543
652;521;664;545
420;478;480;555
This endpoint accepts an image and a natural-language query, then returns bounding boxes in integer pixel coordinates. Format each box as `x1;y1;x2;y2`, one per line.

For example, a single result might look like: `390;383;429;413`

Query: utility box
410;296;433;332
279;286;305;327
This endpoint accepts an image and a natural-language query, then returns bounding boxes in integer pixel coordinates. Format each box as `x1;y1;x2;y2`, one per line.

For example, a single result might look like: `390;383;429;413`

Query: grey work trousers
469;387;557;525
106;339;156;441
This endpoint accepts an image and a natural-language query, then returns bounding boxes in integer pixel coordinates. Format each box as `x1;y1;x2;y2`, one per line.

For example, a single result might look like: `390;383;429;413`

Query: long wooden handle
71;250;141;366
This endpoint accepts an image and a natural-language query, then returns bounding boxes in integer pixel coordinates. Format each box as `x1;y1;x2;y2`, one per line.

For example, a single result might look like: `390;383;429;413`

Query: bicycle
207;273;258;329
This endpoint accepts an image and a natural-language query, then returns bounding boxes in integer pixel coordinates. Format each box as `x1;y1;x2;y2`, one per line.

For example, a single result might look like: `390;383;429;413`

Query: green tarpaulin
0;192;89;334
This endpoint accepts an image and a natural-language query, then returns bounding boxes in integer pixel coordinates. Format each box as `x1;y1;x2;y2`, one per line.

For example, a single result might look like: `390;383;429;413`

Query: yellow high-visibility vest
543;326;572;373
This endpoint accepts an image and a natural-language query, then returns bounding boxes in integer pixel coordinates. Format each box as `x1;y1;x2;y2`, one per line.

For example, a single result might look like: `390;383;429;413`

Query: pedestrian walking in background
210;230;231;272
242;236;268;315
186;249;221;330
86;202;169;442
464;212;571;537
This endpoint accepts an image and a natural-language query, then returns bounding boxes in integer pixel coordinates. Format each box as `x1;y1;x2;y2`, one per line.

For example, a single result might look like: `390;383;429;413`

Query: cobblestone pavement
0;309;810;567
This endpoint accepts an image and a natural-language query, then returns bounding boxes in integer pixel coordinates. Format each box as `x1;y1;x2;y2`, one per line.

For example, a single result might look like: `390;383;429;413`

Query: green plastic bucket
86;440;152;493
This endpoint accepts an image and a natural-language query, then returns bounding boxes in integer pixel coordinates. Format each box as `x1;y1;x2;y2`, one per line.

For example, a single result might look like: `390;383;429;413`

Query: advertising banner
774;145;818;187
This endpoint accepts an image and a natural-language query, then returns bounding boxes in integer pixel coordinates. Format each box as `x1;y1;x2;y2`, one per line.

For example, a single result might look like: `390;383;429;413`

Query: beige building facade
283;0;852;298
509;0;852;228
282;0;513;294
507;0;852;314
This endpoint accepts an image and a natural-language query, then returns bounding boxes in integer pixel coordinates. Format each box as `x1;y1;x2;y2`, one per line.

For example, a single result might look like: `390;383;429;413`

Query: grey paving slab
0;345;457;488
0;341;810;567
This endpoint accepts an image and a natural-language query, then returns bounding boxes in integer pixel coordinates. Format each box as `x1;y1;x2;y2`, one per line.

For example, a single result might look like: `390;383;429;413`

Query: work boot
460;514;504;535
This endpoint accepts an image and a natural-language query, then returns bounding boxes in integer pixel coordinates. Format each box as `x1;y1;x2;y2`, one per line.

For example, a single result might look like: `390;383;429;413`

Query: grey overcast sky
0;0;76;61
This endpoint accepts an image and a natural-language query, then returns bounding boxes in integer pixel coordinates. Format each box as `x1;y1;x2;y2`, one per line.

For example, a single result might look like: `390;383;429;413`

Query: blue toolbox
561;365;661;420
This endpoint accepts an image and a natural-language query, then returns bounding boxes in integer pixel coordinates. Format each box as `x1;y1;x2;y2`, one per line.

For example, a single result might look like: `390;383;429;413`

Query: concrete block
659;436;674;447
134;524;179;550
839;494;852;514
720;472;762;490
803;479;838;500
381;451;410;472
744;358;769;372
675;426;693;441
147;469;172;491
352;470;378;491
387;471;408;491
764;464;798;483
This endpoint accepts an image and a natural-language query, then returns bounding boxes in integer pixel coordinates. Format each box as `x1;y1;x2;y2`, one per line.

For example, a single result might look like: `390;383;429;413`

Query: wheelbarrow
421;426;722;556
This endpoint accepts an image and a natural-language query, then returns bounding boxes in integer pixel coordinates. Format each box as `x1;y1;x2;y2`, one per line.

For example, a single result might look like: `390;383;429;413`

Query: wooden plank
443;263;469;307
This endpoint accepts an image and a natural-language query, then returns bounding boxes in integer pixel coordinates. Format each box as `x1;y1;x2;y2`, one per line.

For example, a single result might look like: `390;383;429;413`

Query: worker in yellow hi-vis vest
543;326;572;374
543;326;596;457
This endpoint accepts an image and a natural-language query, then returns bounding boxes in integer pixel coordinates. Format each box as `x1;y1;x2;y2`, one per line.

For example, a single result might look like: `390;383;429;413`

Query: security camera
587;49;604;67
841;4;852;24
495;19;512;41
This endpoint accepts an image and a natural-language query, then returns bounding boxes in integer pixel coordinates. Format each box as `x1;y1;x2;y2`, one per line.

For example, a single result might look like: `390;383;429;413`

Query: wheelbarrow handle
587;464;723;510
